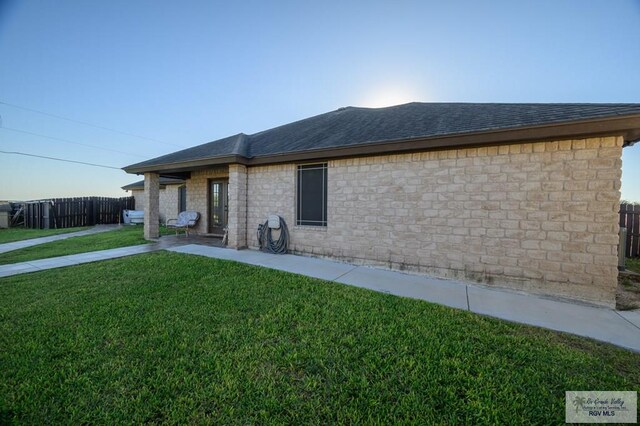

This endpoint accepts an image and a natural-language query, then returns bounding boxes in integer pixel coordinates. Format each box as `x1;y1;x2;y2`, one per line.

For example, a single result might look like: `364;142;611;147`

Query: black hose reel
257;215;289;254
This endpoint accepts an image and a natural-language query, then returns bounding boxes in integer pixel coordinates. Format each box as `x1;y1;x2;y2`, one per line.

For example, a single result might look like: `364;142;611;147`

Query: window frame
296;163;328;227
178;185;187;213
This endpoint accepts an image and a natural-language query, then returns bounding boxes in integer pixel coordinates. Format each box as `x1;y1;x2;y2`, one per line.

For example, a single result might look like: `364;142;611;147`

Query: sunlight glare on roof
359;86;422;108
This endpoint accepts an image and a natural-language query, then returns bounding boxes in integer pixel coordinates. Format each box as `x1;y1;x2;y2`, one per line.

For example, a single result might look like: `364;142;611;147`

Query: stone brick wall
130;185;182;224
245;137;623;307
161;184;180;224
186;167;228;234
227;164;247;248
143;173;160;239
247;163;333;254
131;190;145;214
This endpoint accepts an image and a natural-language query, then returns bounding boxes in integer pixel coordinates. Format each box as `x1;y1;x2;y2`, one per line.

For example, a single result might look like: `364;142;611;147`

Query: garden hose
257;216;289;254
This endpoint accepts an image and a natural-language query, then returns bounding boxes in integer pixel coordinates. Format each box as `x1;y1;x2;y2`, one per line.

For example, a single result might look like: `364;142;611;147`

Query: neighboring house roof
122;177;185;191
124;102;640;174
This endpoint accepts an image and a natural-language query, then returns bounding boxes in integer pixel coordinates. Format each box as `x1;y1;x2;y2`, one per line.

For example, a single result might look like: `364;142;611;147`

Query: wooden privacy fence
620;203;640;258
24;196;135;229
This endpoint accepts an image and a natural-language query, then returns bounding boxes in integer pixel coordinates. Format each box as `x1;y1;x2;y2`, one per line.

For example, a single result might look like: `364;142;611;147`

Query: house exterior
122;177;186;224
124;103;640;307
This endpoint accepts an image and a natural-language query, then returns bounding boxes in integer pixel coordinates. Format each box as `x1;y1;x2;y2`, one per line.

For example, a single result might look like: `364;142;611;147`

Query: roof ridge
231;133;250;156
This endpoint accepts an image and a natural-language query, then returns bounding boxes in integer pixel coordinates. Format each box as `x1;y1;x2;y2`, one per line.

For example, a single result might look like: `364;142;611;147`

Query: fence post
633;204;640;258
87;198;93;226
619;227;627;271
620;203;640;258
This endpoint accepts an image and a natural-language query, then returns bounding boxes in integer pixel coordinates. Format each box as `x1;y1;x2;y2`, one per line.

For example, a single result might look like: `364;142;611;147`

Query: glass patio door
209;180;228;234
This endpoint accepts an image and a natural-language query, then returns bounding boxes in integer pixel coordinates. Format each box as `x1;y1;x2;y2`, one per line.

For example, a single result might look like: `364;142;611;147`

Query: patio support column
143;172;160;240
227;164;247;249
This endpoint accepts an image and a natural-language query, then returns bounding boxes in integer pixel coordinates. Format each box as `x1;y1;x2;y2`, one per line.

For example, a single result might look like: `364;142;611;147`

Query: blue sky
1;0;639;201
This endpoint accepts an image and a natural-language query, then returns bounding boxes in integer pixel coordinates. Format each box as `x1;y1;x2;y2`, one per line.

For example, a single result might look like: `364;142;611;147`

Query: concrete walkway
0;235;222;278
0;224;121;254
1;238;638;352
0;244;163;277
168;244;640;352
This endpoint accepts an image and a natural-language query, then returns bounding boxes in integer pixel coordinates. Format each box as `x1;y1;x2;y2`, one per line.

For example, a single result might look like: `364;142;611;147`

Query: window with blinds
296;163;327;226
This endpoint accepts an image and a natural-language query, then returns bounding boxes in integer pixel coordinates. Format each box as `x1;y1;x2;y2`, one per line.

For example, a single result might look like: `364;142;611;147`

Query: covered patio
141;163;248;249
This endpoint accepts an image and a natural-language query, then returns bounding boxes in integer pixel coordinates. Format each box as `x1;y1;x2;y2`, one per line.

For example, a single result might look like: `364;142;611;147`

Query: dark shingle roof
125;102;640;171
122;177;185;191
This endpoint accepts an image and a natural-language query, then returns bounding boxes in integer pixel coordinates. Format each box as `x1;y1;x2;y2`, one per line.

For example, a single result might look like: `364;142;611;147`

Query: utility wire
0;126;147;158
0;99;185;148
0;150;122;170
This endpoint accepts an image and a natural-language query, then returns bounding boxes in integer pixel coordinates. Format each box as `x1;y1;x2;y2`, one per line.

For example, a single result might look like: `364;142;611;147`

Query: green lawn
0;226;88;244
1;252;638;424
626;257;640;274
0;225;172;265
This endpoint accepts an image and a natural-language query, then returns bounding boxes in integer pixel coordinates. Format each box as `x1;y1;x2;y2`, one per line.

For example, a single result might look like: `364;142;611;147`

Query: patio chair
166;211;200;236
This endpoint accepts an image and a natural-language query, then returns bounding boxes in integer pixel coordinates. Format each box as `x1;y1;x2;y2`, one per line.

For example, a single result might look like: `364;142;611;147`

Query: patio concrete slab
336;267;469;310
467;286;640;351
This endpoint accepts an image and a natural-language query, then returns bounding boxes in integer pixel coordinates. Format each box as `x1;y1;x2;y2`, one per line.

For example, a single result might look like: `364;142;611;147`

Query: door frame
208;178;229;235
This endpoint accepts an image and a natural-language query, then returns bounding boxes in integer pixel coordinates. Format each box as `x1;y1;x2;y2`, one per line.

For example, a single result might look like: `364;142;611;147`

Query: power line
0;99;185;148
0;126;147;158
0;150;122;170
